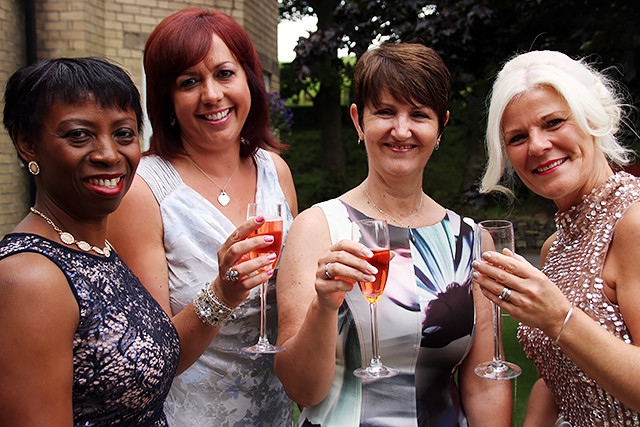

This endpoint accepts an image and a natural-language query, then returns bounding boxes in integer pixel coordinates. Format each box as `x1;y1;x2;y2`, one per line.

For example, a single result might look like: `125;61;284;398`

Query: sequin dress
298;199;477;427
137;150;294;427
0;233;181;427
518;172;640;426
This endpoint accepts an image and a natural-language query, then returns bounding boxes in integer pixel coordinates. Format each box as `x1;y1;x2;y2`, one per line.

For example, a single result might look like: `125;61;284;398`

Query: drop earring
28;160;40;175
169;115;176;126
435;137;441;151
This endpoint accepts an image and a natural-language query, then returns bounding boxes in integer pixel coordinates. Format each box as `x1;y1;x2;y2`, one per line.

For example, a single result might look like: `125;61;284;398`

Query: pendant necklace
29;207;111;256
188;156;240;207
364;186;424;242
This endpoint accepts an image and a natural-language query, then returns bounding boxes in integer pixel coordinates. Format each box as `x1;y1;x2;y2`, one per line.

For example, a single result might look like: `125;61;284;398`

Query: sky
277;16;317;63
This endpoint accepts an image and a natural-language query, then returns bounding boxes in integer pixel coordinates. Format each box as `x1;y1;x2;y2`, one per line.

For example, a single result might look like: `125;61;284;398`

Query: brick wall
0;0;278;236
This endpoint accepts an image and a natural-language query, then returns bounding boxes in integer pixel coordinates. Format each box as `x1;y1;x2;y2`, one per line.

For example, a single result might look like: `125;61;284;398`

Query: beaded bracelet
193;282;235;328
554;304;575;345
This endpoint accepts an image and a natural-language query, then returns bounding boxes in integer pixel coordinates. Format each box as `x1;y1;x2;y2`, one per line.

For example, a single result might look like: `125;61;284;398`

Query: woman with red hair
108;7;297;426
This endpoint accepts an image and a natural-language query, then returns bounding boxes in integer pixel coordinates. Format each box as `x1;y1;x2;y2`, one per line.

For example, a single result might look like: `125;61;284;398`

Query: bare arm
472;203;640;411
0;254;78;426
458;275;513;426
274;207;376;406
523;379;560;427
108;174;276;374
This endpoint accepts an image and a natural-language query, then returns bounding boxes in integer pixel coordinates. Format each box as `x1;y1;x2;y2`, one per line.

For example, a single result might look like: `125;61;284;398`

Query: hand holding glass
243;202;285;354
474;220;521;380
351;219;399;379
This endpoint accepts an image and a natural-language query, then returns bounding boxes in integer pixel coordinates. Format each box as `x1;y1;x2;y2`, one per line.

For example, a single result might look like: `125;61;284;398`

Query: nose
390;114;412;140
528;129;552;156
201;79;223;104
90;137;121;165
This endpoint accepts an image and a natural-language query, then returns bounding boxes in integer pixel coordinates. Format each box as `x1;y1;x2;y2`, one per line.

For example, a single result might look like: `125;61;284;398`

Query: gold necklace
188;156;240;207
364;186;424;242
29;207;111;256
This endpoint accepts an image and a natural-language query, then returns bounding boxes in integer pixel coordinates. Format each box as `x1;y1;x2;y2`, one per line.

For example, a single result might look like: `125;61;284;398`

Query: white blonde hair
481;50;634;197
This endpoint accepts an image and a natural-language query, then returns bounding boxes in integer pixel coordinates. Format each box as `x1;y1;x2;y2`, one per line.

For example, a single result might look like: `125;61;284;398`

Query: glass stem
492;302;504;364
258;281;269;345
369;301;382;368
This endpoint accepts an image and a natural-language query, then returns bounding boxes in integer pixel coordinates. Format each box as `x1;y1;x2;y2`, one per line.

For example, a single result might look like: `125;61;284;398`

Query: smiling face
352;89;445;181
171;33;251;153
27;99;140;219
502;85;612;210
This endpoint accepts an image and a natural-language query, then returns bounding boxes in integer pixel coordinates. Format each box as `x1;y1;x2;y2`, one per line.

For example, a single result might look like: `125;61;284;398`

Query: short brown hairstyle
352;43;451;136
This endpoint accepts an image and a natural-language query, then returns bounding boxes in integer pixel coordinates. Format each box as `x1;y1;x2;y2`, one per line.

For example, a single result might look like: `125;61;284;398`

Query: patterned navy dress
0;233;181;426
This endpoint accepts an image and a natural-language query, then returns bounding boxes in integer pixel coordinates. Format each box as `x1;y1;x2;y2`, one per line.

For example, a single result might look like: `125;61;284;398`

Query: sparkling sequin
518;172;640;427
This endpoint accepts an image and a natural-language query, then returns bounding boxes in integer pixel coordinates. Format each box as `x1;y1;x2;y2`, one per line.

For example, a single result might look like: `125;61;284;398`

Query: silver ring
225;268;239;282
324;262;334;279
499;287;512;302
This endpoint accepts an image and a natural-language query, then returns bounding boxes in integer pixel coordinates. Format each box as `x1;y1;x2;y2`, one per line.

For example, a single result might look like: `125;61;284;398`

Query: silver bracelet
193;282;235;328
554;304;575;345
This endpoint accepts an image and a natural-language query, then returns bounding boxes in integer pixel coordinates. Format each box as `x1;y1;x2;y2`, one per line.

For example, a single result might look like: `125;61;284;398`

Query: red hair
143;7;284;159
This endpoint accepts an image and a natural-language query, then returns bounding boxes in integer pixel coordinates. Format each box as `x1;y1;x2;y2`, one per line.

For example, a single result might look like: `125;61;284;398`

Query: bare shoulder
0;251;78;333
266;151;298;216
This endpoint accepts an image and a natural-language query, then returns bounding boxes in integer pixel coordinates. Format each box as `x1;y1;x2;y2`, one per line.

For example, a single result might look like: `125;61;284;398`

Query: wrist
193;281;236;328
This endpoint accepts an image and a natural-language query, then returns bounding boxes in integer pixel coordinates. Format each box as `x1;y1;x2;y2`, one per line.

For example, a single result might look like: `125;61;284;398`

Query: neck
362;180;424;228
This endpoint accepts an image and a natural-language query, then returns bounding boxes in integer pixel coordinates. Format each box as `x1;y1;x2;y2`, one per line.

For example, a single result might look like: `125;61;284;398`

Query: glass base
474;360;521;380
353;365;399;379
242;341;285;354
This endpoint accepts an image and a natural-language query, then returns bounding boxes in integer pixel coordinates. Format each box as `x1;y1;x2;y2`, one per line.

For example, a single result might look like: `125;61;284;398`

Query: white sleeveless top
137;149;294;426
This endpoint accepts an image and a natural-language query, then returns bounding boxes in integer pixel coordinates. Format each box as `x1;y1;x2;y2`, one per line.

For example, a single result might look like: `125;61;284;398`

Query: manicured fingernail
472;260;480;268
366;265;378;275
472;271;479;279
362;248;373;258
266;252;277;261
264;235;274;243
363;274;376;282
255;215;265;223
482;252;491;260
267;269;274;277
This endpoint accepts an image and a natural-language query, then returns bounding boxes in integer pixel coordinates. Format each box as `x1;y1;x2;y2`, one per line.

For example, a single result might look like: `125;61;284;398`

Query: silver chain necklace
188;156;240;207
364;186;424;228
30;207;111;256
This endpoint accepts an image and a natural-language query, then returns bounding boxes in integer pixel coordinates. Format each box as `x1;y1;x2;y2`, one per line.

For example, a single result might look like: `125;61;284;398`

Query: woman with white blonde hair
473;50;640;426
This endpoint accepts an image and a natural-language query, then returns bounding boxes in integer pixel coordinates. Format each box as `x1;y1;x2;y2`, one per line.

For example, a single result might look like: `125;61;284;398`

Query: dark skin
0;100;141;425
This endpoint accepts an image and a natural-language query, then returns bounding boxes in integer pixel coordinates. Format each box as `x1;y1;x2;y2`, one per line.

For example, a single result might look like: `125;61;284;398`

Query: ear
443;110;450;127
13;131;37;164
349;103;364;139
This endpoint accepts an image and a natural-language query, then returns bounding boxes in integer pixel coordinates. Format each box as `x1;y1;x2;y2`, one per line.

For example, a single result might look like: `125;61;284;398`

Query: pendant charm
218;191;231;207
60;231;75;245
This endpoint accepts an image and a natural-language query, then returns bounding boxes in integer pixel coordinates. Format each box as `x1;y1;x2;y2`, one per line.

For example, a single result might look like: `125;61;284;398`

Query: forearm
552;307;640;411
275;298;339;407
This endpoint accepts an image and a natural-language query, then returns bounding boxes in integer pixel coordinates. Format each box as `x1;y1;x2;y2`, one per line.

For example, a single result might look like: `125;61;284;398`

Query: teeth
204;109;230;121
88;177;121;188
537;159;564;173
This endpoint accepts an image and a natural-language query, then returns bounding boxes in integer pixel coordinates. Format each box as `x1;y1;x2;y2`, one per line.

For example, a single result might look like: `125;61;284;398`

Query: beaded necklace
30;207;111;256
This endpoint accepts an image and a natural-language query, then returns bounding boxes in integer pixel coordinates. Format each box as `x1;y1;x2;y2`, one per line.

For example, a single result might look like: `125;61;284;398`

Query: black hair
3;57;143;148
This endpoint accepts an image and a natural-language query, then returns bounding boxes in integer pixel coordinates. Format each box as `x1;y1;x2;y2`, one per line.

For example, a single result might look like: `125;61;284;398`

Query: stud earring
28;160;40;175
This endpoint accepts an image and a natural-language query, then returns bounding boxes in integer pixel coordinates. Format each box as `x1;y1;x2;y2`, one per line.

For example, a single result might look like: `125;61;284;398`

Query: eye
506;133;527;146
546;118;564;129
63;129;92;142
178;77;198;89
375;108;394;116
114;128;137;144
217;69;235;79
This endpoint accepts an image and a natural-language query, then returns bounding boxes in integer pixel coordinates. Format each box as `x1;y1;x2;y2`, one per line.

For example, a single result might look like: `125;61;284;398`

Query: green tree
281;0;640;205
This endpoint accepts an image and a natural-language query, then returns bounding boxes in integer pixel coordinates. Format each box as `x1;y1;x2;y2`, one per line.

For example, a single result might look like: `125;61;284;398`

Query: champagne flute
474;220;522;380
243;202;285;354
351;219;399;379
